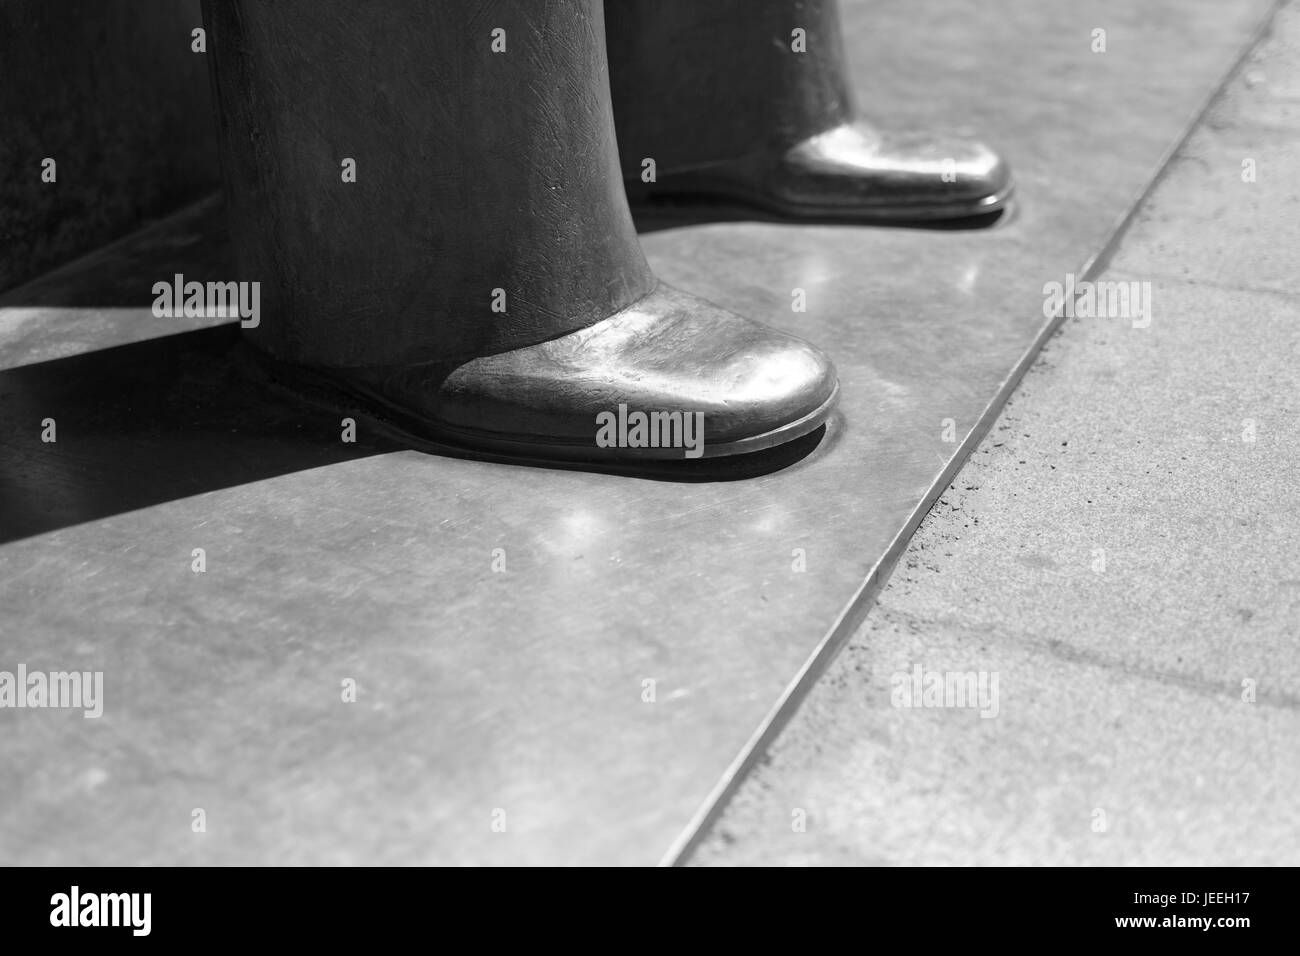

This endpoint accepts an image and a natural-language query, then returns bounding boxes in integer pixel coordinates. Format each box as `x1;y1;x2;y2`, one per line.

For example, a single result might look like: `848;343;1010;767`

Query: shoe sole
628;176;1015;224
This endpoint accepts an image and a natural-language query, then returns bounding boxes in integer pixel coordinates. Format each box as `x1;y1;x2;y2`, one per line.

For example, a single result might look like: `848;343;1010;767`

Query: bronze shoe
607;0;1013;222
267;283;839;463
628;121;1013;222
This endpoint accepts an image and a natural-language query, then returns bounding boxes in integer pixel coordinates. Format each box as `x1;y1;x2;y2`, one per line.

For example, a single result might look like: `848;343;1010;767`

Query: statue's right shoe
265;283;839;464
607;0;1015;224
627;121;1014;223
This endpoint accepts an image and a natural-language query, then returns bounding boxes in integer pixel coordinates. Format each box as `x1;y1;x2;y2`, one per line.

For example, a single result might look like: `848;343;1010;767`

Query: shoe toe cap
781;122;1013;213
436;284;838;456
697;321;838;445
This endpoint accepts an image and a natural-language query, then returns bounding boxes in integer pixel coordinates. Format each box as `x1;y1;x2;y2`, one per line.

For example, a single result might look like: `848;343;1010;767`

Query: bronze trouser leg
199;0;838;461
202;0;654;369
605;0;1013;221
606;0;854;176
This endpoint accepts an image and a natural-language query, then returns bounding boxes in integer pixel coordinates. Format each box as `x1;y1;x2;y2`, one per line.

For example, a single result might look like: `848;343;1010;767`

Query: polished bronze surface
631;123;1013;222
607;0;1012;220
282;283;838;461
202;0;838;461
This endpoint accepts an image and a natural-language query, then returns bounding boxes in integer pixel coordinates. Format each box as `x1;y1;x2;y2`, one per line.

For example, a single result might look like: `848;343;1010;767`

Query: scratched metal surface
0;0;1276;864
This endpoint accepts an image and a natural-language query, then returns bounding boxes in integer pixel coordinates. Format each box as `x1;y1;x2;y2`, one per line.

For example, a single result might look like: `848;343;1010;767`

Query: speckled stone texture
693;2;1300;866
0;1;217;294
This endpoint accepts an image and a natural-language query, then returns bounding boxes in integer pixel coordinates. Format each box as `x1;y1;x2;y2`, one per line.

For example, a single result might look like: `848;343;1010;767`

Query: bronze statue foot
607;0;1013;223
201;0;840;467
629;121;1013;222
273;283;838;463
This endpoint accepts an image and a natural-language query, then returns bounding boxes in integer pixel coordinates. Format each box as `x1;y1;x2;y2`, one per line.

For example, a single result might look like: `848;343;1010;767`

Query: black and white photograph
0;0;1293;920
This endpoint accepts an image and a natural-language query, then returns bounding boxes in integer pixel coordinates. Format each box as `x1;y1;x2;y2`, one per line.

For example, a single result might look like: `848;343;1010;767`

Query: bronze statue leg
606;0;1013;221
201;0;837;462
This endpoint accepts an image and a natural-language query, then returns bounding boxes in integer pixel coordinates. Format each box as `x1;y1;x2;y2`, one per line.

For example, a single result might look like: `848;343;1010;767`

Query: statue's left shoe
256;282;839;465
627;120;1012;222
